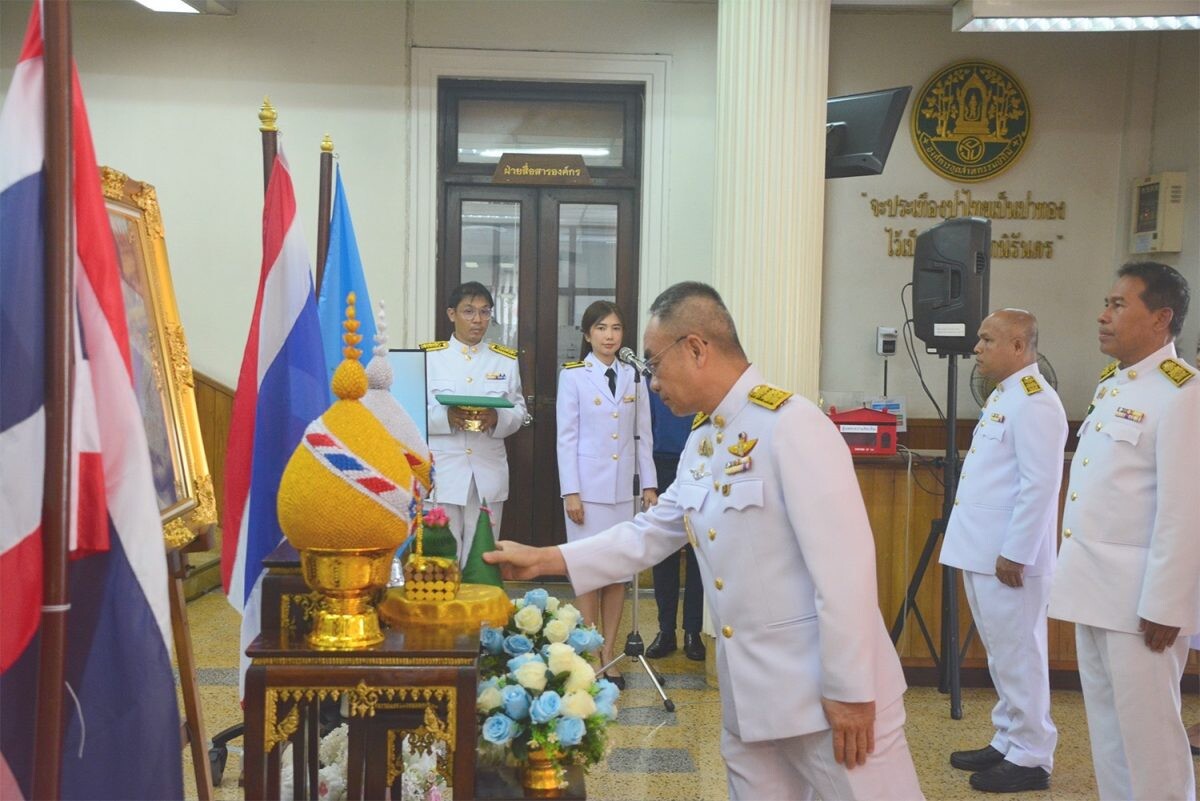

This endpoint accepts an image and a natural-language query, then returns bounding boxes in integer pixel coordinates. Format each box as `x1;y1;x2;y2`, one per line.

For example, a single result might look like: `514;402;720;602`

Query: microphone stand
599;359;675;712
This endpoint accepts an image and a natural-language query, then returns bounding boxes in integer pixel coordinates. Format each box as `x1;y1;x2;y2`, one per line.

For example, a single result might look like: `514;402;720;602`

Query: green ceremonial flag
462;504;505;588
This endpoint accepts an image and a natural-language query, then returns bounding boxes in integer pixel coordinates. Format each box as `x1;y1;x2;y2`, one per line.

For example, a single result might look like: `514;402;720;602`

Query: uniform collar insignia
691;413;710;430
1099;361;1118;381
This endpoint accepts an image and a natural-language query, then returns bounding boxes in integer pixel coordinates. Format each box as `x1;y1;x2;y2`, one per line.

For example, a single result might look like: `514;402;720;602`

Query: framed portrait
100;166;216;550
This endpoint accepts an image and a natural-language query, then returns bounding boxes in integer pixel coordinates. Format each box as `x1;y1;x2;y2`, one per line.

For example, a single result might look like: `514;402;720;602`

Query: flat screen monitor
825;86;912;179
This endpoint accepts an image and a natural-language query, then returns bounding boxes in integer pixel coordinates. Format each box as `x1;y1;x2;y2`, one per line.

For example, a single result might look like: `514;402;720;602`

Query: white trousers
722;696;924;801
1075;623;1194;801
963;571;1056;771
443;478;503;569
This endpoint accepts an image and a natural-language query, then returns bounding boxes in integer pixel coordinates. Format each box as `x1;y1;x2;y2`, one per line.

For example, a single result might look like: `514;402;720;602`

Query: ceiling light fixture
132;0;199;12
952;0;1200;31
478;147;611;158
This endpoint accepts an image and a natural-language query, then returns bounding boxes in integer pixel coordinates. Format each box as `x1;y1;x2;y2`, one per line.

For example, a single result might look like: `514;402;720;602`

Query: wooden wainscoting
185;371;234;598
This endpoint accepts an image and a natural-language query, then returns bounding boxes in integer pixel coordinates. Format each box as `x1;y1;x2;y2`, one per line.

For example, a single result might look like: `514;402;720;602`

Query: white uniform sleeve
556;369;581;497
491;356;525;439
1000;394;1067;566
776;407;880;703
1137;386;1200;627
560;480;688;595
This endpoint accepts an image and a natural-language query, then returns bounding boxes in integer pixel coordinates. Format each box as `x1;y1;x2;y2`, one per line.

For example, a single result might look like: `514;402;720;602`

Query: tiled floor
179;586;1200;800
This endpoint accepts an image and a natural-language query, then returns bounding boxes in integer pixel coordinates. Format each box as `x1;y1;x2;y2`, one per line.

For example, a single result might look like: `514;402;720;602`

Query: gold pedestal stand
379;583;511;630
300;547;394;650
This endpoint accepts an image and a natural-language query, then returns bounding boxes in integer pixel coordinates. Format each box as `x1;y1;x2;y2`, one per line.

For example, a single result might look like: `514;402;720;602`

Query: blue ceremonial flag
318;165;376;382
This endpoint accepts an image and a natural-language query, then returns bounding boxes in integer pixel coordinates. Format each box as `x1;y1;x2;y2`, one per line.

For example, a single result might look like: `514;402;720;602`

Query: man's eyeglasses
644;335;689;379
457;306;493;322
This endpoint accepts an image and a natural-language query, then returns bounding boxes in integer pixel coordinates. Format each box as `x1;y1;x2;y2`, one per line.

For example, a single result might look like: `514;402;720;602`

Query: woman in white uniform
557;300;658;687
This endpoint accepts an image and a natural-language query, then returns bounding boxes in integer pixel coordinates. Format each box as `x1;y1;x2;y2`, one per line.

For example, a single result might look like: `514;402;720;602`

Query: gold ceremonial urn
277;297;418;650
299;547;394;649
458;405;488;432
521;745;566;796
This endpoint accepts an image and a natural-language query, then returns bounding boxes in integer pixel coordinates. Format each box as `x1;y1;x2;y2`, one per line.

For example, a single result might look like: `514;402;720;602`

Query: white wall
822;12;1199;419
1;2;1193;411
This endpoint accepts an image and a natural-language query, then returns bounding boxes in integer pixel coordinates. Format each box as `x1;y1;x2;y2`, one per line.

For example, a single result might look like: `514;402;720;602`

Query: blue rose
586;628;605;653
540;644;553;661
522;588;550;611
482;713;518;745
529;690;562;723
502;634;534;656
501;684;531;721
506;652;539;674
479;675;500;692
555;716;586;747
480;626;505;655
594;678;620;707
567;627;591;654
595;699;617;721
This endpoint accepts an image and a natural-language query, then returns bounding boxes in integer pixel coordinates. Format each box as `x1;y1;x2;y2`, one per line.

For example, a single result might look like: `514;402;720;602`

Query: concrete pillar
712;0;831;400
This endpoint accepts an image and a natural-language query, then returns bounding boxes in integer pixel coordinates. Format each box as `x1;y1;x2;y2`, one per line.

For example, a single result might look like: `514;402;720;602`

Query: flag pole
34;1;76;798
315;135;334;294
259;96;278;192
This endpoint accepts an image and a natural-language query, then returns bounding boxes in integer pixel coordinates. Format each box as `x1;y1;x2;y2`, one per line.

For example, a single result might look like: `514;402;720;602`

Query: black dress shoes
969;761;1050;793
603;672;626;690
644;631;677;659
683;631;706;661
949;744;1005;772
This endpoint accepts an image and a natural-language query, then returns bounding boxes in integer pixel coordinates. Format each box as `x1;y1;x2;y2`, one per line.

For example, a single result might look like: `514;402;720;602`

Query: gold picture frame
100;166;215;550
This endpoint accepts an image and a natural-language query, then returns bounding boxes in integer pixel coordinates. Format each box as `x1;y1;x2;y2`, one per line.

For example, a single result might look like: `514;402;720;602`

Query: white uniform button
594;398;601;406
1111;388;1119;396
611;412;619;419
954;499;960;506
611;433;619;440
466;377;474;384
1128;369;1138;379
465;448;473;455
714;578;724;590
1071;491;1078;501
1096;422;1104;431
1083;458;1090;466
971;447;976;454
611;454;619;460
1063;528;1072;538
708;528;717;541
722;625;733;639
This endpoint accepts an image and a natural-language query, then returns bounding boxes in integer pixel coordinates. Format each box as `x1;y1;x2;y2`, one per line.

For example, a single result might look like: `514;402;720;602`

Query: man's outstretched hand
482;540;567;581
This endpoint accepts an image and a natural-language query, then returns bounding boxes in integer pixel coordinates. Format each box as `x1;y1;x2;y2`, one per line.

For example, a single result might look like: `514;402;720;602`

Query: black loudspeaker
912;217;991;355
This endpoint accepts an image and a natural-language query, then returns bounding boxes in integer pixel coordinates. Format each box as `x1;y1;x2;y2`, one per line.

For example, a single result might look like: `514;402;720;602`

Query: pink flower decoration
423;506;450;527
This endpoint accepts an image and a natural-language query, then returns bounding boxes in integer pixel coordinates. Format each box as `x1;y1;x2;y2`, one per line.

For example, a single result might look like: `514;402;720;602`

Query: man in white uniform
484;282;924;801
423;282;527;566
940;309;1065;793
1048;262;1199;800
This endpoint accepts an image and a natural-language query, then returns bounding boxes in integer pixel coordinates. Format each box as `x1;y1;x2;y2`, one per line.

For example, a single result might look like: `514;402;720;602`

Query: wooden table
244;626;480;800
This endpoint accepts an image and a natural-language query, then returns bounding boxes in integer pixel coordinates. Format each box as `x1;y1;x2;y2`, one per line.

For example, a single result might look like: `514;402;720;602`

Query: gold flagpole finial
321;134;334;153
259;96;278;132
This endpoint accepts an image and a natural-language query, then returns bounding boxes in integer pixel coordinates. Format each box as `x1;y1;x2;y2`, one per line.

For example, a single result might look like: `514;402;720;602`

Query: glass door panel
555;203;618;362
459;200;520;349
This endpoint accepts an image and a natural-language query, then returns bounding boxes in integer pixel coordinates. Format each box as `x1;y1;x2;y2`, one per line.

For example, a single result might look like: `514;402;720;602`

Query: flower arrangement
475;589;620;781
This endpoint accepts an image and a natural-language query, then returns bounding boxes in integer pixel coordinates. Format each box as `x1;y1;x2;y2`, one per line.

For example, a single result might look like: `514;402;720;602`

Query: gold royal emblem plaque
911;60;1031;183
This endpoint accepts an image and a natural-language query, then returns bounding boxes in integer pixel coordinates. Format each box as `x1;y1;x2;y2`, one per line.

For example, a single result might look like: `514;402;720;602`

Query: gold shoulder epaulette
748;384;793;410
1099;361;1118;381
489;342;518;360
1160;358;1196;388
691;413;710;430
561;360;586;369
1021;375;1043;395
419;340;448;352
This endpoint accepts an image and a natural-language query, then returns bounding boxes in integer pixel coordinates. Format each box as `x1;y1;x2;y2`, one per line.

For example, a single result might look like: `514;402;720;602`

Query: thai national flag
0;3;181;798
221;146;328;693
317;164;376;385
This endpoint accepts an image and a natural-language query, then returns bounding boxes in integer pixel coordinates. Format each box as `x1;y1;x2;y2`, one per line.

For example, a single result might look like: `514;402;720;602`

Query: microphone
617;347;649;375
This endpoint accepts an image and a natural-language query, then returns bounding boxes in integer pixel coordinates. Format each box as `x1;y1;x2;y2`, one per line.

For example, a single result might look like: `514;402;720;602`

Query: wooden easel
169;532;216;801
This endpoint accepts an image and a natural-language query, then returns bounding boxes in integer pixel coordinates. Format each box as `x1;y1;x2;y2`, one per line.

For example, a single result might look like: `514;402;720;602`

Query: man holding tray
421;281;527;565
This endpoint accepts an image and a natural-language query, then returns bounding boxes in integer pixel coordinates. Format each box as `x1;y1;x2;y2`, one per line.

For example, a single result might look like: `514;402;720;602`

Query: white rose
476;685;503;713
543;618;571;644
514;659;548;692
513;604;544;635
554;603;581;630
546;596;560;613
560;689;597;719
546;642;576;675
563;655;597;692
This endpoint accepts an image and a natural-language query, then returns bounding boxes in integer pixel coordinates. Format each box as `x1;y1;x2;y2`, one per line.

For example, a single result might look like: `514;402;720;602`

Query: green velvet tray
434;394;515;408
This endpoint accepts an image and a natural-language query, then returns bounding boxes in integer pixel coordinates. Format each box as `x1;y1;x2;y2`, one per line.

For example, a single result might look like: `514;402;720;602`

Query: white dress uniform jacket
559;366;907;743
941;363;1067;576
424;335;526;506
1049;343;1200;634
556;353;657;504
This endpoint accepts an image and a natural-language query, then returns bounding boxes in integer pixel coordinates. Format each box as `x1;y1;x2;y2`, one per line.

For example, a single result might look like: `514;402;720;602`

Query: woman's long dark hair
579;300;625;360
